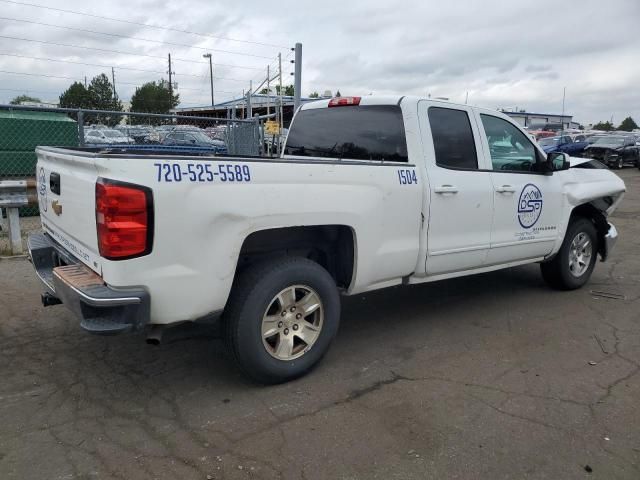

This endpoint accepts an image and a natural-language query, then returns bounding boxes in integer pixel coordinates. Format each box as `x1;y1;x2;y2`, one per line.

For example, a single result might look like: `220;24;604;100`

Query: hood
564;157;626;216
586;144;622;151
568;156;591;167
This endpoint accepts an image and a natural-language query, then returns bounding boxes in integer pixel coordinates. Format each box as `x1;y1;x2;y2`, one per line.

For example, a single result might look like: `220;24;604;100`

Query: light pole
203;53;214;108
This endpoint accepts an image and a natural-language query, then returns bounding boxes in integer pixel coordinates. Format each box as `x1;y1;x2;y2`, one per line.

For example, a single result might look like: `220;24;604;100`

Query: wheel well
570;202;609;258
237;225;355;289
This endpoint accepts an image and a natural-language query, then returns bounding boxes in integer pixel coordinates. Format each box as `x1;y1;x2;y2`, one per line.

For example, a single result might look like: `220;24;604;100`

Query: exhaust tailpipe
146;325;164;345
41;293;62;307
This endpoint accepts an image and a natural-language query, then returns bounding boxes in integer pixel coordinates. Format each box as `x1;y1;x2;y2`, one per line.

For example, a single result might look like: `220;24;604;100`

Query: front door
476;113;564;265
419;103;494;275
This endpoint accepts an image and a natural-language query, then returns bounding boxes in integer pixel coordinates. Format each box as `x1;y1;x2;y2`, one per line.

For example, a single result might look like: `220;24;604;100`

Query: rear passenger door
419;103;494;275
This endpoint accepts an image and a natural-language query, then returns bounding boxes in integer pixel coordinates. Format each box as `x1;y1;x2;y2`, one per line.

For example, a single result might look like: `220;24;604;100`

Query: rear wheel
223;257;340;384
540;217;598;290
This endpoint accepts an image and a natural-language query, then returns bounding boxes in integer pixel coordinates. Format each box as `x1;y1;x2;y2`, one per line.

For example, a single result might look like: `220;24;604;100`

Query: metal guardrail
0;178;37;255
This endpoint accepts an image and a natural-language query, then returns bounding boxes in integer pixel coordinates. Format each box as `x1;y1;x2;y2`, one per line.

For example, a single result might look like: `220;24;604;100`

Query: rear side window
284;105;408;162
428;107;478;169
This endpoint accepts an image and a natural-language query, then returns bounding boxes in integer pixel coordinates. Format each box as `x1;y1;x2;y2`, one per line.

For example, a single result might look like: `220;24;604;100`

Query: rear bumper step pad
28;233;150;335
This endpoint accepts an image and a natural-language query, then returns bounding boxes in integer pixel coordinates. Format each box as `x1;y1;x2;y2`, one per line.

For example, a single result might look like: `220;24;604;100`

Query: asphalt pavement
1;169;639;480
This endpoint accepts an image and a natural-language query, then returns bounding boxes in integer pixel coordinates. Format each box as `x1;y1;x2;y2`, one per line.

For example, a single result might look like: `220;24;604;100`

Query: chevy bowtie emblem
51;200;63;216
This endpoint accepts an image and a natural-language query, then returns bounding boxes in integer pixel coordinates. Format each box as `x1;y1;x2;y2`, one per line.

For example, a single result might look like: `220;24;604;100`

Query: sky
0;0;638;125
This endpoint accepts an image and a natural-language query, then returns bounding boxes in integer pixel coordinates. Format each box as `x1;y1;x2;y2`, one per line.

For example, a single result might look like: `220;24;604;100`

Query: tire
616;158;623;170
540;217;598;290
223;257;340;384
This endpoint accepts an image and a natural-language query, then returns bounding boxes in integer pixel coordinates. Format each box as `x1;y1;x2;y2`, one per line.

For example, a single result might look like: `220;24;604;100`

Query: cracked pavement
1;169;639;479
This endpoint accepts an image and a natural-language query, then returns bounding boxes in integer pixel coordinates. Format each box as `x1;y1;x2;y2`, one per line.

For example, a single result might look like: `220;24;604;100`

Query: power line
0;69;78;81
0;35;273;71
0;52;252;82
0;0;289;49
0;16;275;59
0;87;61;95
0;52;193;76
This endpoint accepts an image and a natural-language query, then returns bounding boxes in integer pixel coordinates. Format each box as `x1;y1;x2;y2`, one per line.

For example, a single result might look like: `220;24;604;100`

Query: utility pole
111;67;117;104
167;53;173;99
266;65;270;117
247;80;253;119
202;53;214;107
561;86;566;129
293;43;302;112
84;76;87;88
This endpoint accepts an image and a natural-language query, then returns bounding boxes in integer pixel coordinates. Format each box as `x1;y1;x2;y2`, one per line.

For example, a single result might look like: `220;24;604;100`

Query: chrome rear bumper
27;233;149;335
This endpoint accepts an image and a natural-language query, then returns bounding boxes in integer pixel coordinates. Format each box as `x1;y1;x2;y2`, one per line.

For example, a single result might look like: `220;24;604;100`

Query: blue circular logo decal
517;183;543;229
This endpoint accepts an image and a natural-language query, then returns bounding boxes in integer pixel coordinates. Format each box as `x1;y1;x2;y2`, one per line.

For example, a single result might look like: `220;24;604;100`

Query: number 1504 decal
397;169;418;185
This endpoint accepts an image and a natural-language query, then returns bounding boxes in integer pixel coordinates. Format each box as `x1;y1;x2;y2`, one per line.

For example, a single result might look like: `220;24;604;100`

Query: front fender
547;166;625;259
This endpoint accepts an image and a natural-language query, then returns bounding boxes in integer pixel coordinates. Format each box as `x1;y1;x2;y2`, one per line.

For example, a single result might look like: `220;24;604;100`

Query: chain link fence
0;104;265;224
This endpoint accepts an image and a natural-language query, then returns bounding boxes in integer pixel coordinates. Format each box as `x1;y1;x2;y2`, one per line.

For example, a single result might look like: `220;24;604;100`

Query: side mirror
547;151;570;172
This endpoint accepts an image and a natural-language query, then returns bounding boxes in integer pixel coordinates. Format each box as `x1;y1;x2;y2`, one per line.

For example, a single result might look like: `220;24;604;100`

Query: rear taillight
328;96;361;107
96;179;153;260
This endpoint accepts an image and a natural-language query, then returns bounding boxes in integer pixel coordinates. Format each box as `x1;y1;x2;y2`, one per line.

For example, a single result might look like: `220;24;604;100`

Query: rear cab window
284;105;408;162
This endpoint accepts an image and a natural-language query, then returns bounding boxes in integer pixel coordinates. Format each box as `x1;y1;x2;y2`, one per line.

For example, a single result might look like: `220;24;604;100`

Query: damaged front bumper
601;222;618;262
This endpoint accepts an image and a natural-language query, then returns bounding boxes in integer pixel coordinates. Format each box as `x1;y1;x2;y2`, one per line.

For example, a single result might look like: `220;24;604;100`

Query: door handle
434;185;458;194
495;185;516;193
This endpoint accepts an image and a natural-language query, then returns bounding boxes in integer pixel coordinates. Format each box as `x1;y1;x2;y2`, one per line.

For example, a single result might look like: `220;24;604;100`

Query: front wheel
223;257;340;384
616;158;624;169
540;217;598;290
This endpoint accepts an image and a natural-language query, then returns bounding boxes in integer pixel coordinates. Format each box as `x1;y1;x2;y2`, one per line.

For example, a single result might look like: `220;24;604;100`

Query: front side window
428;107;478;169
480;114;540;172
284;105;408;162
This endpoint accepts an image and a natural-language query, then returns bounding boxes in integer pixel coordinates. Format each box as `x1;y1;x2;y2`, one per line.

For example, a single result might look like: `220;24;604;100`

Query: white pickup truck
29;96;625;383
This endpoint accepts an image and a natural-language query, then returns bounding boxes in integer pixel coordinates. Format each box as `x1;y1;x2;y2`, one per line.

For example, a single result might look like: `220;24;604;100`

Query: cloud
0;0;638;124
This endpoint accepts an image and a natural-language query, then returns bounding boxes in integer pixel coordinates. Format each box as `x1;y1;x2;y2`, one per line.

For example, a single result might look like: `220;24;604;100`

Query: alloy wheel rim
261;285;324;361
568;232;592;277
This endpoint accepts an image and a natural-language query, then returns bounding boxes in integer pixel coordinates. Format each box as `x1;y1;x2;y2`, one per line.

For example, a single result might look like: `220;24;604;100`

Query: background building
173;94;319;128
501;109;579;129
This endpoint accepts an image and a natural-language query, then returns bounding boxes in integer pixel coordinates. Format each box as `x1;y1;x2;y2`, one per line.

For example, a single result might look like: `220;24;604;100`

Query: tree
335;90;341;97
275;85;294;96
10;94;41;105
59;75;122;125
130;80;180;124
86;73;122;126
308;91;320;98
592;121;614;131
59;82;94;121
618;116;638;132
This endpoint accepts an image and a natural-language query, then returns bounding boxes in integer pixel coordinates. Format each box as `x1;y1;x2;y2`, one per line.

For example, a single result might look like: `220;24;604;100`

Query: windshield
103;131;125;138
538;137;560;147
594;136;625;145
189;131;213;143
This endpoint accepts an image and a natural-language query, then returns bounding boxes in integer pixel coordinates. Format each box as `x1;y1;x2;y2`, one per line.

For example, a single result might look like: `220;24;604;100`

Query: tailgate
36;147;102;273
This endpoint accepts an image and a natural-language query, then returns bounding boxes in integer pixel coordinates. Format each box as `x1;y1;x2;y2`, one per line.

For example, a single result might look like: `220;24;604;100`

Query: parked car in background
115;125;158;144
84;129;133;145
538;135;589;156
529;127;556;140
583;135;640;169
161;130;227;152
